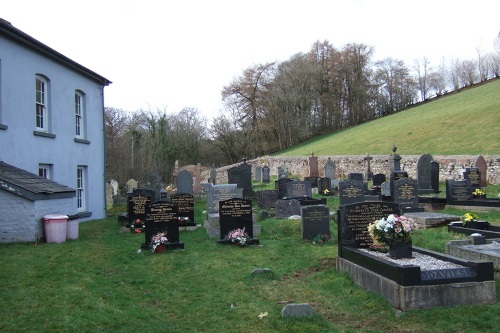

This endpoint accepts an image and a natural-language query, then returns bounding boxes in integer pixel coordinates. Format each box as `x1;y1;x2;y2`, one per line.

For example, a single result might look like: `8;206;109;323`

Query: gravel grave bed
359;249;465;270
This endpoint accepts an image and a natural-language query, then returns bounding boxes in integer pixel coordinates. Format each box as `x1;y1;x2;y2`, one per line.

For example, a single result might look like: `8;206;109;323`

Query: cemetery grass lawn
1;200;500;332
278;78;500;156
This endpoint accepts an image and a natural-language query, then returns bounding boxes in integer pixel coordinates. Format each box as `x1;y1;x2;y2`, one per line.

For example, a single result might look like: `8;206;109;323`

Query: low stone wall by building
210;155;500;185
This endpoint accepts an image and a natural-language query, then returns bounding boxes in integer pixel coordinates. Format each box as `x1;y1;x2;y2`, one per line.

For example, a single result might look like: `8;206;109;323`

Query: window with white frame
75;91;84;138
77;166;86;211
38;164;52;179
35;76;49;131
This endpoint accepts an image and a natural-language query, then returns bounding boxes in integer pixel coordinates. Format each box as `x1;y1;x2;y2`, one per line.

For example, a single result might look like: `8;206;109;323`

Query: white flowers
369;214;419;243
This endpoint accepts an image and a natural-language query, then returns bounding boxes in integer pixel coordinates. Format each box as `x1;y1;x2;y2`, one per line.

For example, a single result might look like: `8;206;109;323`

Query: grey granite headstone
206;184;243;214
262;165;270;183
381;181;391;197
257;190;278;209
275;199;301;218
254;165;262;182
324;157;335;178
209;168;217;185
176;170;193;195
286;180;312;199
278;165;288;179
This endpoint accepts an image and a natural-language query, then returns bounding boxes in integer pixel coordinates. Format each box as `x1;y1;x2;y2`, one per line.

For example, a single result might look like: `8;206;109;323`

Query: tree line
106;36;500;185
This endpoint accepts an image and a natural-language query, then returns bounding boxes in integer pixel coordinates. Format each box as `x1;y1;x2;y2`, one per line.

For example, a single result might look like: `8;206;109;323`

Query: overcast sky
3;0;499;120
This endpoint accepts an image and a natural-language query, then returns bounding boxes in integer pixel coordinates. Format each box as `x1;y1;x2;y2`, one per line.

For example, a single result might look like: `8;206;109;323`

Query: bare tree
413;57;432;101
428;57;448;96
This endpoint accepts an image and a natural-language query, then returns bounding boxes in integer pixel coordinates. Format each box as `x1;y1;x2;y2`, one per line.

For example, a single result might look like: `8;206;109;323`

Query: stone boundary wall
208;155;500;185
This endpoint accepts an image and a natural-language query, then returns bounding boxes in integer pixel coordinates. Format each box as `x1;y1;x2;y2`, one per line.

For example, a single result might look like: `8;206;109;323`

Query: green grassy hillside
278;79;500;156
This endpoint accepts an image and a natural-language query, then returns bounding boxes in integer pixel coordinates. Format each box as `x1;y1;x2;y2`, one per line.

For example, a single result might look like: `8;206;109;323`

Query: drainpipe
102;84;108;217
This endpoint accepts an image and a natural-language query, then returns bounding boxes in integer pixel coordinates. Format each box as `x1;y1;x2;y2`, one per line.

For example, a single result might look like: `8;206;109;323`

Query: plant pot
155;244;166;253
388;239;412;259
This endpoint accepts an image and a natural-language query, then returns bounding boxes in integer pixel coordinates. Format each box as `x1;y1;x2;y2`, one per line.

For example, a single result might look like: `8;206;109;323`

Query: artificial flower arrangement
313;233;331;245
472;188;485;196
462;212;478;226
367;214;419;245
223;228;250;246
178;216;191;226
129;219;145;233
150;231;168;253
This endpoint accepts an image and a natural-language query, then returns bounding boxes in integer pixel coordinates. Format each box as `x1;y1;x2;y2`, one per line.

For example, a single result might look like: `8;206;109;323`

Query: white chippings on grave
360;249;465;270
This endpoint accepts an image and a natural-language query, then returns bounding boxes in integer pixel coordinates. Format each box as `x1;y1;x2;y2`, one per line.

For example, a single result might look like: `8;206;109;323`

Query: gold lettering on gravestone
345;203;397;247
131;195;149;215
399;184;415;200
291;182;306;196
345;186;362;198
468;170;480;186
172;195;194;214
220;200;252;217
148;205;176;222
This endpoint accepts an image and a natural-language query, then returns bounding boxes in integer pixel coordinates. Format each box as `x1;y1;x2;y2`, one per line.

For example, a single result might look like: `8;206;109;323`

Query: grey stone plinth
405;212;461;229
281;303;314;318
337;257;496;311
447;240;500;278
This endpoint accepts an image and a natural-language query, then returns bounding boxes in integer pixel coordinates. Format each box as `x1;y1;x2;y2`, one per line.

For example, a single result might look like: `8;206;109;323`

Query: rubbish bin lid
43;214;69;220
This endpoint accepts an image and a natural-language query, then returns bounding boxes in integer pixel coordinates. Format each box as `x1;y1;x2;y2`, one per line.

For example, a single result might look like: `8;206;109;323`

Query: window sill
0;124;7;130
34;130;56;138
77;211;92;218
74;138;91;144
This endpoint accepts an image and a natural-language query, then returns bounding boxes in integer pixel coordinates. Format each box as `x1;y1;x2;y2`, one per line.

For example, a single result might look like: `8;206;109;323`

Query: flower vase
155;244;166;253
388;239;412;259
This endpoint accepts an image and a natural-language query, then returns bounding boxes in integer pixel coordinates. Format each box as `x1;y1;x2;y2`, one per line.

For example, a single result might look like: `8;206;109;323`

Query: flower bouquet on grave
128;219;145;233
178;216;191;226
150;231;169;253
367;214;418;258
223;228;250;246
313;233;331;245
461;212;479;226
472;188;485;198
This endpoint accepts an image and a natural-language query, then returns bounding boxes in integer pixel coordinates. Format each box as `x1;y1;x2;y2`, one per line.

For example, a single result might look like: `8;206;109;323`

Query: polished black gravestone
445;179;472;205
339;180;365;206
275;178;294;199
171;193;196;226
227;161;253;199
301;205;330;240
463;167;481;191
143;201;184;250
218;198;259;245
127;189;154;222
286;180;312;199
393;178;423;212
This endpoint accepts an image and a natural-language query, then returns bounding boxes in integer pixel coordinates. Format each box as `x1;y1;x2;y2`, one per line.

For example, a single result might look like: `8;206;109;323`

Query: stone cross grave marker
171;193;196;226
339;180;365;206
144;201;184;250
301;205;330;240
176;169;193;195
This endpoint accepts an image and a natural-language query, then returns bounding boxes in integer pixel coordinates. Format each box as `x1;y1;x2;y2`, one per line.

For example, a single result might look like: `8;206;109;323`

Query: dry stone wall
210;155;500;185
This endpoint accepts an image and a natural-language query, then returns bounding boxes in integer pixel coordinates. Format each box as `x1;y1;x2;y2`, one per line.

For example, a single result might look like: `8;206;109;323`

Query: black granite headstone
417;153;433;192
446;179;473;204
127;189;154;221
339;180;365;206
218;198;257;243
171;193;196;226
318;177;333;195
275;178;294;199
338;201;401;251
393;178;420;210
206;184;243;214
301;205;330;240
144;201;184;249
463;168;481;191
176;169;194;195
227;161;253;199
348;173;364;182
